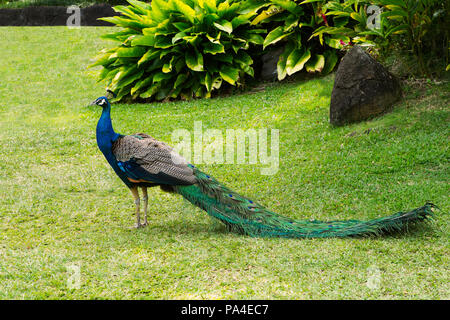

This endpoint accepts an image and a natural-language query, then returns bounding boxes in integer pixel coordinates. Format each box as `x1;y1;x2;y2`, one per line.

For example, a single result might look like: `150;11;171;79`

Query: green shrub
240;0;347;80
91;0;263;101
376;0;448;77
311;0;449;77
92;0;447;101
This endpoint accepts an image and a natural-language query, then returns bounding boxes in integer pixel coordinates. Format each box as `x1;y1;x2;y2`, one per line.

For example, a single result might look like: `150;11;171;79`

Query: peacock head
90;90;116;108
90;96;110;108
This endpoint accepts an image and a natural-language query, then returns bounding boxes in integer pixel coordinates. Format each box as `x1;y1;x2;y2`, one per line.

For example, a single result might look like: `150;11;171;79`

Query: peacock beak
89;100;98;106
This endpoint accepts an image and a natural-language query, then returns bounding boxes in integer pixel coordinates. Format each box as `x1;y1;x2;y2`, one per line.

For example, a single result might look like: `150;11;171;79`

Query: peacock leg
130;187;142;228
141;187;148;226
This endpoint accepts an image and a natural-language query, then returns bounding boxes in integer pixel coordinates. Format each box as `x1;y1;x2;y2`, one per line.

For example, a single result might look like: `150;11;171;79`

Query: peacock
91;93;435;238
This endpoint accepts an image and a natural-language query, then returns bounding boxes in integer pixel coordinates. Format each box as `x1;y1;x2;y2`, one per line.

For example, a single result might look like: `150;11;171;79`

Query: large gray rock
330;46;402;126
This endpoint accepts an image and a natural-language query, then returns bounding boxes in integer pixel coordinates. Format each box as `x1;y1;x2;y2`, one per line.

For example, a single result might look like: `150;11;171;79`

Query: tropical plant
312;0;449;77
376;0;448;76
90;0;263;101
239;0;347;80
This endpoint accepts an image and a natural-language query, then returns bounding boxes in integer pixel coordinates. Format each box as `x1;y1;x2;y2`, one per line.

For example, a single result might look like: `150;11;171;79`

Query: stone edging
0;4;118;26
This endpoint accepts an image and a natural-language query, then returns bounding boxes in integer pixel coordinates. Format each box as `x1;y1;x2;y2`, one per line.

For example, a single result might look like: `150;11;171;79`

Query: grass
0;27;448;299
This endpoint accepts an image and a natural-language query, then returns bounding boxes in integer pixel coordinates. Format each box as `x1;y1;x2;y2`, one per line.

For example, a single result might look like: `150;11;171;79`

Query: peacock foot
131;223;146;229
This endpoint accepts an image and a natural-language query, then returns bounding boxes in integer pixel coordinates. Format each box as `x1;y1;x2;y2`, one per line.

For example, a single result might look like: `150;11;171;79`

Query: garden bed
0;3;116;26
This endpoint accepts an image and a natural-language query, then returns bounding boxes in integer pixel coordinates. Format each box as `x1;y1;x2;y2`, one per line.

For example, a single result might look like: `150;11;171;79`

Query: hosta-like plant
240;0;343;80
90;0;263;101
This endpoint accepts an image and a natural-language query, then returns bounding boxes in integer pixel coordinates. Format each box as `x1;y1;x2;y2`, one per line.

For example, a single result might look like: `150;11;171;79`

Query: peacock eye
99;99;106;106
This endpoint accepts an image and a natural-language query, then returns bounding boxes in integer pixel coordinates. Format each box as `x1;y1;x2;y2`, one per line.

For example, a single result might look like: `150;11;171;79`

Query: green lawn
0;27;448;299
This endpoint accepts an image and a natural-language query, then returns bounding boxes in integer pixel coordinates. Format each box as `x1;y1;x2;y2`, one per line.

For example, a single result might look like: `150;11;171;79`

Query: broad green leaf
173;0;196;23
214;19;233;34
251;5;284;25
243;65;254;77
350;12;364;23
138;49;160;66
286;48;311;75
215;53;233;64
239;0;270;15
217;1;240;19
101;29;140;42
131;76;153;95
235;51;253;68
172;31;186;44
305;54;325;73
112;5;142;20
99;16;150;29
115;84;134;102
162;56;176;73
386;24;409;37
247;33;265;45
109;65;138;90
154;36;173;48
127;0;152;13
263;26;292;49
155;87;170;100
212;75;222;89
231;13;253;29
110;47;146;58
284;15;299;31
131;35;156;46
322;50;338;74
173;22;191;31
174;73;188;89
150;0;170;22
300;0;323;3
219;65;239;85
89;52;113;68
381;10;408;20
271;0;301;14
277;42;294;80
140;83;160;98
332;16;349;28
205;72;213;92
203;0;217;12
97;67;119;83
203;42;225;55
185;49;204;71
174;58;185;73
146;58;164;73
120;70;144;89
325;35;350;49
153;71;173;82
182;34;201;45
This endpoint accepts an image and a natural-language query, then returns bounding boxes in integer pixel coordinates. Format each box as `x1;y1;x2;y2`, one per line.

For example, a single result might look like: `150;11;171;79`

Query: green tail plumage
174;169;435;238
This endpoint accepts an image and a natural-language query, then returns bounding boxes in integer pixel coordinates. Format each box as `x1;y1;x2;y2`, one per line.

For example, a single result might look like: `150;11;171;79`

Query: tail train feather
174;169;435;238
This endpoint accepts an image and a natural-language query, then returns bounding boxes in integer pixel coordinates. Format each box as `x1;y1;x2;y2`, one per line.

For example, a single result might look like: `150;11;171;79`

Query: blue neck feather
96;100;120;153
96;99;133;188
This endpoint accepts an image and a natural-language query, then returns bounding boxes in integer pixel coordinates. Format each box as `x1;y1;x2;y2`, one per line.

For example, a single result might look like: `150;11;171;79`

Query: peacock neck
96;104;120;154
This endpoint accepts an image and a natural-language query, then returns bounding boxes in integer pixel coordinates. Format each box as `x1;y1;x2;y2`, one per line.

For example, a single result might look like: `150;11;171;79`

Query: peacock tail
174;167;435;238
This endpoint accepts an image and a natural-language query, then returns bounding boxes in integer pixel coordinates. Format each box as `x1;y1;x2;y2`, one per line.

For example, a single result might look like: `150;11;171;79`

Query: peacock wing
112;134;196;185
